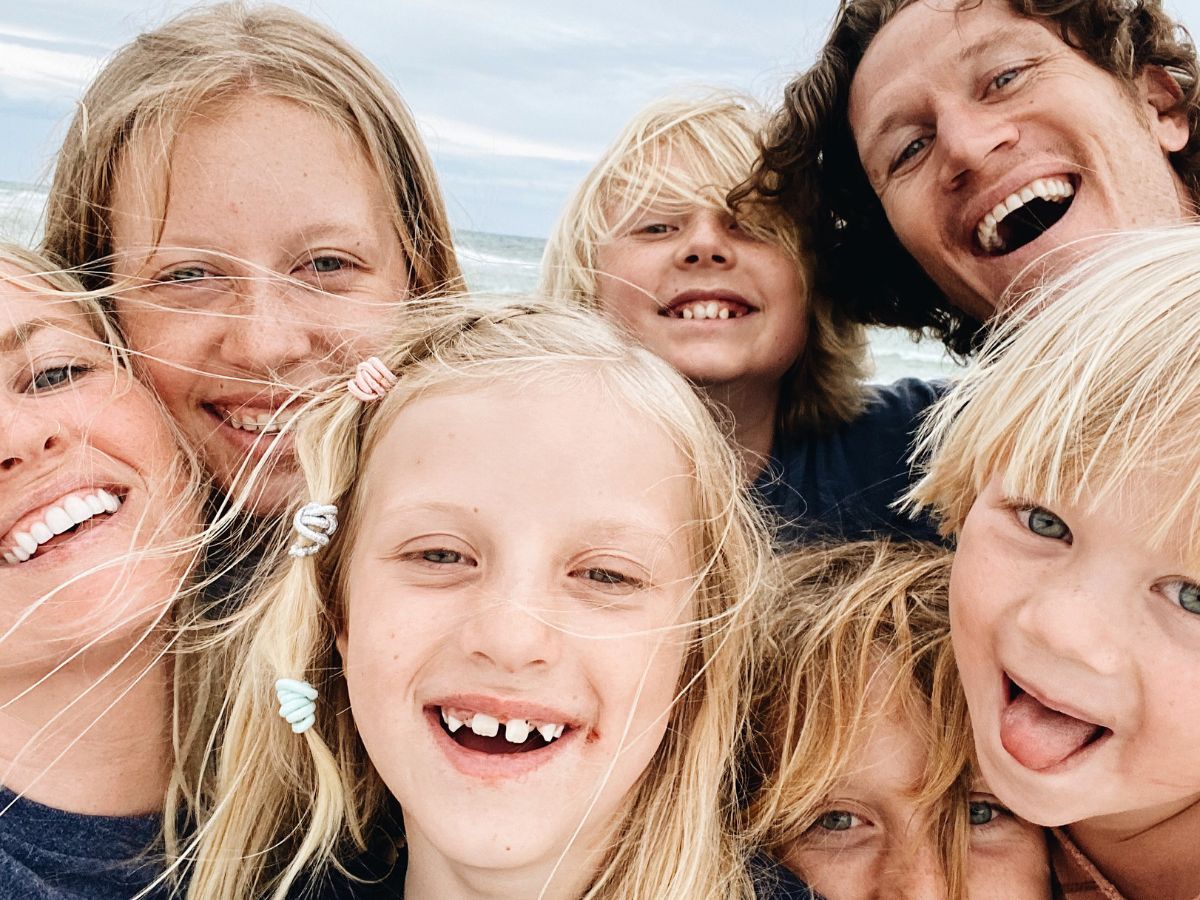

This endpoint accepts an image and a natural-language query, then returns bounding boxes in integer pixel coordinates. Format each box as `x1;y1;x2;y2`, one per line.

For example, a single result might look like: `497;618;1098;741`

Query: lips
999;675;1108;771
974;175;1077;256
660;290;756;320
426;695;583;778
1;487;126;566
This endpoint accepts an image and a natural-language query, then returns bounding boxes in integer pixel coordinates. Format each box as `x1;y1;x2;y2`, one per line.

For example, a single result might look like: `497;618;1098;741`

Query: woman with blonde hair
542;94;940;543
43;1;463;515
749;540;1051;899
178;296;812;899
0;244;205;898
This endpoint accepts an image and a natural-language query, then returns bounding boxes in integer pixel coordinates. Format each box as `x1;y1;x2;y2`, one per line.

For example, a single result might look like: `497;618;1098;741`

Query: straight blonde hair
909;225;1200;554
43;1;462;298
177;295;778;900
541;93;868;436
747;540;974;898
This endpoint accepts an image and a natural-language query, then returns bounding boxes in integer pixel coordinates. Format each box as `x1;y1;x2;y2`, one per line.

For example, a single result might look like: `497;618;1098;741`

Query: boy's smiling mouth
659;290;756;320
1000;674;1110;771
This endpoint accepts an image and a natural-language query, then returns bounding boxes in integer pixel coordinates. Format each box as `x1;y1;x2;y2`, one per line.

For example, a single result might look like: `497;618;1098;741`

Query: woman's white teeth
3;489;123;565
440;707;566;744
224;407;296;433
976;177;1075;253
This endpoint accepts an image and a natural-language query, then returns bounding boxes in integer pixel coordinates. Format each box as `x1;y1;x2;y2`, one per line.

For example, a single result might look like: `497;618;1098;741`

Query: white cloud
0;40;99;102
418;113;600;164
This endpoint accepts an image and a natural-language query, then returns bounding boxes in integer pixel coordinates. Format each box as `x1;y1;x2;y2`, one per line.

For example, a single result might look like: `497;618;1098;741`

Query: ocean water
0;180;962;382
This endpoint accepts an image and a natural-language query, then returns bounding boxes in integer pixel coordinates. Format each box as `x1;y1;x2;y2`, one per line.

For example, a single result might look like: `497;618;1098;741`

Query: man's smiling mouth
976;176;1076;256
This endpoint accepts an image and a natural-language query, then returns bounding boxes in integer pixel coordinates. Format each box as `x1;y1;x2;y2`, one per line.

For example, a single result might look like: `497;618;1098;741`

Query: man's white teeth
440;707;566;744
224;407;297;433
471;712;500;737
976;177;1075;253
2;489;123;565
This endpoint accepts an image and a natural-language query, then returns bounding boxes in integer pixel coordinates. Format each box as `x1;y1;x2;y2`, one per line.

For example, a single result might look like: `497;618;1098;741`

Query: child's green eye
968;800;1001;825
1162;579;1200;615
421;549;462;564
815;810;858;831
1017;505;1072;541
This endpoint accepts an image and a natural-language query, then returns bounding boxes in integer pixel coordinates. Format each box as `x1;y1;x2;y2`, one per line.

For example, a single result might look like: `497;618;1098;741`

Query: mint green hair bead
274;678;318;734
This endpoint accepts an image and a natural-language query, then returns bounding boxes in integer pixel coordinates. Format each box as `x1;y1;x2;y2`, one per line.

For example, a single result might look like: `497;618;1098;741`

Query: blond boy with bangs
910;226;1200;899
542;94;942;544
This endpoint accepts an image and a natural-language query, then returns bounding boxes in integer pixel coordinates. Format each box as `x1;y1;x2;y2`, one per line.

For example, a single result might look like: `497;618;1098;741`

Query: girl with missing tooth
176;297;813;900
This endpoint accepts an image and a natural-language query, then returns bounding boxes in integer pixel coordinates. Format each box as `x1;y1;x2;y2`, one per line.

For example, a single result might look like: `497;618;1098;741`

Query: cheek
968;831;1052;899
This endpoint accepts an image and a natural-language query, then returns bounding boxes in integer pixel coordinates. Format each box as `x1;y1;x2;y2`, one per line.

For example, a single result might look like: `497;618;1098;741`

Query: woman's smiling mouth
1;487;127;565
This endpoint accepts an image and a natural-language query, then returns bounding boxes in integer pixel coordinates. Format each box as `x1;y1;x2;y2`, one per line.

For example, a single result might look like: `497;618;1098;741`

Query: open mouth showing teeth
208;404;298;434
436;706;568;755
2;488;124;565
976;177;1076;256
660;299;753;320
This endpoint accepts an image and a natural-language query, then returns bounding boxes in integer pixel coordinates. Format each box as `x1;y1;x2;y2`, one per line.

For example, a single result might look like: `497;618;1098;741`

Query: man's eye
991;67;1024;91
968;800;1004;826
1161;579;1200;615
813;810;860;831
1016;505;1072;541
29;364;90;392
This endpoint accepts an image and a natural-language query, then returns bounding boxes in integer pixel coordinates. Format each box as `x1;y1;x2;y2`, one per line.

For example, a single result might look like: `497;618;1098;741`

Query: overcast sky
4;0;1200;238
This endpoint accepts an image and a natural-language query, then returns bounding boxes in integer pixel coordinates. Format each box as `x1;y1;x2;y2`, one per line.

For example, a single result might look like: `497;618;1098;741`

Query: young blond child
910;226;1200;899
176;296;813;900
749;540;1051;899
43;1;463;515
541;94;942;544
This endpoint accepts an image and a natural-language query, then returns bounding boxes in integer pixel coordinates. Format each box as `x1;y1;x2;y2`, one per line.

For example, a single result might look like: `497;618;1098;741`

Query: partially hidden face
109;93;408;513
0;269;195;666
952;476;1200;828
594;173;808;391
339;373;695;877
848;0;1191;320
782;678;1050;899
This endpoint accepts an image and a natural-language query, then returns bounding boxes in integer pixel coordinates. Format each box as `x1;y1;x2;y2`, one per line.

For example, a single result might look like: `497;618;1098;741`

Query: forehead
366;373;695;532
849;0;1063;137
0;272;94;343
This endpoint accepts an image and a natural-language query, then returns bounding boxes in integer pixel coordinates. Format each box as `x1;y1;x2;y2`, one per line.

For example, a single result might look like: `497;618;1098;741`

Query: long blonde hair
178;295;778;900
43;1;462;298
747;540;974;898
909;225;1200;552
540;93;868;436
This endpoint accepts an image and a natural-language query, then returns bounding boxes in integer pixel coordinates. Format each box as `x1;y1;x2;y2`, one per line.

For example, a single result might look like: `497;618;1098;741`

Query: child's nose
1016;565;1124;675
219;275;318;372
458;589;561;674
676;212;736;269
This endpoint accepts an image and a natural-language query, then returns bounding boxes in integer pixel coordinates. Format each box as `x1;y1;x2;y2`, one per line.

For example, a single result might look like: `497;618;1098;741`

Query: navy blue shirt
0;788;169;899
755;377;946;545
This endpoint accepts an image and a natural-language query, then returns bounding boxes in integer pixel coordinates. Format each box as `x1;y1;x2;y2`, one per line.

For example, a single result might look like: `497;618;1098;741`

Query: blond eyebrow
0;317;92;355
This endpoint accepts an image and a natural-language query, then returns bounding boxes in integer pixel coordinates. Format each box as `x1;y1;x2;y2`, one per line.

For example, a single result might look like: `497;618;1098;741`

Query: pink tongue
1000;691;1100;771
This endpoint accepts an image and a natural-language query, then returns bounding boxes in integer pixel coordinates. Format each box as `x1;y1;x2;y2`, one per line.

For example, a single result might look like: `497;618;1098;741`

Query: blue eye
1017;505;1072;541
160;266;210;283
1161;580;1200;615
29;364;89;392
421;549;463;564
992;68;1023;90
814;810;860;831
309;256;348;274
969;800;1002;826
582;568;627;585
638;223;673;235
893;136;929;171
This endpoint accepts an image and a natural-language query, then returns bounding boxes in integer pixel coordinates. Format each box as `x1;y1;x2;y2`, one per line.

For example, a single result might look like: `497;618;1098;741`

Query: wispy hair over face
911;225;1200;554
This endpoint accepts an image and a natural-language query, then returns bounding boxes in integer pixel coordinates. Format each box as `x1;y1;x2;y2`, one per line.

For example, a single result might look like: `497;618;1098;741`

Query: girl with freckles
42;1;463;517
909;226;1200;899
748;540;1051;900
542;94;942;544
0;245;204;898
175;298;813;900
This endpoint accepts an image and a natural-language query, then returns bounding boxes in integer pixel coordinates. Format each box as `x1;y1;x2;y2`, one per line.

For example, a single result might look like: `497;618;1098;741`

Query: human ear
1138;64;1190;153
